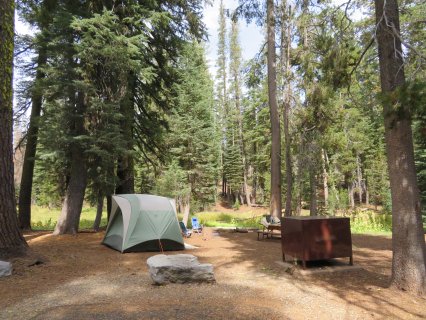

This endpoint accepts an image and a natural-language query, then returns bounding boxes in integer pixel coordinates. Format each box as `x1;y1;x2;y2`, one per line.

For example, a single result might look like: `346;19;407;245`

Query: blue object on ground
191;217;203;233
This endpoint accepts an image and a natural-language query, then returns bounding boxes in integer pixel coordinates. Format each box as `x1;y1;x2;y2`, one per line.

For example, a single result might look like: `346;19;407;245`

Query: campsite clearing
1;229;425;320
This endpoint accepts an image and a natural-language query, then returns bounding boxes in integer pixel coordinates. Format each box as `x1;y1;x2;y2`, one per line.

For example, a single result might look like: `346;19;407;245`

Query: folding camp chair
179;221;192;238
191;217;203;234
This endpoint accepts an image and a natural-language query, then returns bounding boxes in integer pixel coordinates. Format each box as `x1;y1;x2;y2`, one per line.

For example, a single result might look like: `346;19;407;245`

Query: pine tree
267;0;282;218
163;42;219;224
229;18;251;206
375;0;426;295
0;0;28;257
17;0;56;230
216;0;229;198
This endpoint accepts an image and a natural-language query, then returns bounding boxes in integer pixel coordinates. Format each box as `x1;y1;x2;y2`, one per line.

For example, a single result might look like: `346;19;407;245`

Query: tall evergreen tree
17;0;56;230
216;0;229;198
0;0;28;257
375;0;426;295
164;42;218;224
229;18;251;205
267;0;282;218
279;0;293;215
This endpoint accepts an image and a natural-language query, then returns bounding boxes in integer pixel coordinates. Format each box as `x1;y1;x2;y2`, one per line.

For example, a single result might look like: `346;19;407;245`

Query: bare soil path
1;229;425;320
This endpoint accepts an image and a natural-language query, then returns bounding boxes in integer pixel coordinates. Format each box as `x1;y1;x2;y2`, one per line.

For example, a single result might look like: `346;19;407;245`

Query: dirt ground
1;229;425;320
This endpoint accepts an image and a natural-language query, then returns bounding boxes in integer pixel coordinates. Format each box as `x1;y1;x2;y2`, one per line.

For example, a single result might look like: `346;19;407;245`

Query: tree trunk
107;195;112;222
375;0;426;295
322;149;329;209
182;194;191;226
227;186;232;204
267;0;282;218
18;47;47;230
295;181;302;216
0;0;28;258
115;73;135;194
281;1;293;217
356;153;363;205
116;154;134;194
93;192;103;232
238;115;251;206
365;181;370;206
53;92;88;235
309;170;317;216
348;184;355;209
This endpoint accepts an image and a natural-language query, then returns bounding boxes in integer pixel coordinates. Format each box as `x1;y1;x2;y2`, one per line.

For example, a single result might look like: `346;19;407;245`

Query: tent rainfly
102;194;185;253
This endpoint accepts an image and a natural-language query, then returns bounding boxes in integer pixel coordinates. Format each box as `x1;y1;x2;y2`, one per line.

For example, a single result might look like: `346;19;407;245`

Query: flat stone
147;254;215;285
0;261;12;278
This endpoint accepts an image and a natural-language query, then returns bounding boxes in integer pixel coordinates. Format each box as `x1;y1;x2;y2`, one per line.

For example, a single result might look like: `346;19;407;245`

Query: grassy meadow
28;205;400;235
31;206;108;231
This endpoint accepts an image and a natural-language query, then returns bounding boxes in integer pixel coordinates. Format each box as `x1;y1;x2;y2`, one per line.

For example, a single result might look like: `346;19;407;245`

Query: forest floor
1;229;425;320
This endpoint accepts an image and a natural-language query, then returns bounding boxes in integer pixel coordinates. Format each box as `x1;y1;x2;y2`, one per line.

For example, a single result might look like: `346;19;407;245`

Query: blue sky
15;0;362;83
202;0;264;76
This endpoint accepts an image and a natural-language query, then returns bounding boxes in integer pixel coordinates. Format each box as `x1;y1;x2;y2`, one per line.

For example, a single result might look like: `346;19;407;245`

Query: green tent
102;194;185;253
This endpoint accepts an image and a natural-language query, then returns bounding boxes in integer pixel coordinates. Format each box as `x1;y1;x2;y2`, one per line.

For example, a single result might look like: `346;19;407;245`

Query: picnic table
257;218;282;240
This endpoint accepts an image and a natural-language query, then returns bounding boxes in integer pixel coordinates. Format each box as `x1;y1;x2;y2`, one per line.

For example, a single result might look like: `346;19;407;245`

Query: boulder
0;261;12;278
147;254;215;285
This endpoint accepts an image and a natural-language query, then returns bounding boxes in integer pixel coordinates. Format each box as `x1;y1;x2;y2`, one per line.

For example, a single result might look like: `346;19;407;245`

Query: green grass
31;206;108;230
347;211;392;235
30;205;410;235
181;210;268;228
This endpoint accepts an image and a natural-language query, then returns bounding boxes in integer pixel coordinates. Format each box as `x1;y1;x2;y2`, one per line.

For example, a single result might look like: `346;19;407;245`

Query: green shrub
382;191;392;214
232;199;240;210
349;210;392;234
217;213;233;223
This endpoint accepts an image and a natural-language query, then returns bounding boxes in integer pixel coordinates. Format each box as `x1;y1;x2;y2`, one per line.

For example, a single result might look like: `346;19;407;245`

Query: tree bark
0;0;28;257
309;170;317;216
18;47;47;230
237;102;251;207
365;181;370;206
53;92;88;235
375;0;426;295
182;194;191;227
348;183;355;209
356;153;363;205
281;1;293;217
93;192;103;232
115;73;135;194
116;154;134;194
267;0;282;218
322;149;329;209
106;195;112;222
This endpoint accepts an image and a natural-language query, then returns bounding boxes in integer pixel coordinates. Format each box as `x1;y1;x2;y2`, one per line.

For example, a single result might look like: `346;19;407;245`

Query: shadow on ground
215;231;425;319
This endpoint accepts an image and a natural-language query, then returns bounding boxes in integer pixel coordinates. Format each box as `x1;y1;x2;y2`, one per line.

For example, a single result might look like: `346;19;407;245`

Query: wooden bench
257;229;271;240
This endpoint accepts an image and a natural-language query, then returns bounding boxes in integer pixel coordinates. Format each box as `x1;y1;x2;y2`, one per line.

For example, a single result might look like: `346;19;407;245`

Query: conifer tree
375;0;426;295
165;42;219;224
267;0;282;218
229;19;251;205
216;0;229;198
0;0;28;257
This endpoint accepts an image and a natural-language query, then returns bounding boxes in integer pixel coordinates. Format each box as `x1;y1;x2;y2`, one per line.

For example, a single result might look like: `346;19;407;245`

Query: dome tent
102;194;185;252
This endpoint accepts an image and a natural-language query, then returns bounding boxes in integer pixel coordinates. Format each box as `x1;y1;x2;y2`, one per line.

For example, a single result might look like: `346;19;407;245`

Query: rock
147;254;215;285
0;261;12;278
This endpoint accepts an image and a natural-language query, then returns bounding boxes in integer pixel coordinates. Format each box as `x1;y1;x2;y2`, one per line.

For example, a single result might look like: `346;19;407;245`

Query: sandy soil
1;229;425;320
